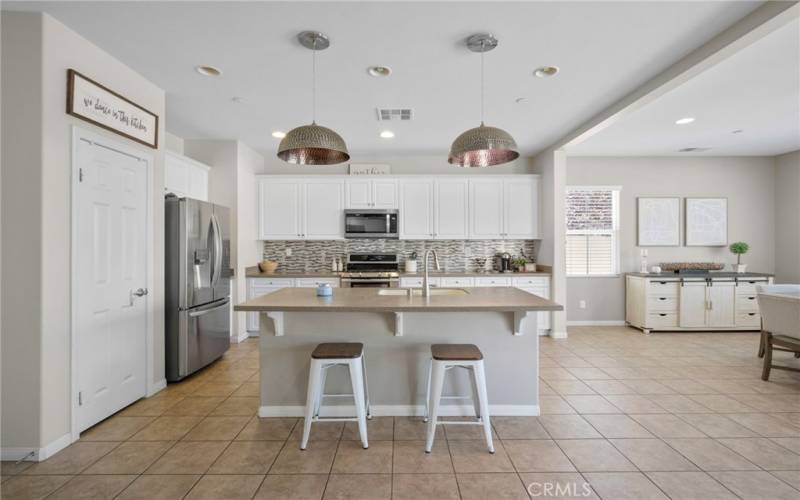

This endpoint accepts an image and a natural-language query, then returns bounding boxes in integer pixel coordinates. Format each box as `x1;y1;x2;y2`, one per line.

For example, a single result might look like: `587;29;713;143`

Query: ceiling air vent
376;108;413;121
678;147;712;153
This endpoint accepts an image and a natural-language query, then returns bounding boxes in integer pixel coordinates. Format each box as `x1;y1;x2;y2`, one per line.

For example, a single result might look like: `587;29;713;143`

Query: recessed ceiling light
368;66;392;77
231;96;244;103
678;147;711;153
534;66;559;78
675;117;695;125
380;130;395;139
732;129;743;134
515;97;529;104
272;131;286;139
196;65;222;76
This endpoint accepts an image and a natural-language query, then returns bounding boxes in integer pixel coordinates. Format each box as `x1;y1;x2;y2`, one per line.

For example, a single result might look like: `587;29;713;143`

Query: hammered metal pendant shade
448;123;520;168
277;122;350;165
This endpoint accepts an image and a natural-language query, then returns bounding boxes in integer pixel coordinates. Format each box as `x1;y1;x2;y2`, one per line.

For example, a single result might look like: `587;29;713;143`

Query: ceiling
567;17;800;157
4;1;767;159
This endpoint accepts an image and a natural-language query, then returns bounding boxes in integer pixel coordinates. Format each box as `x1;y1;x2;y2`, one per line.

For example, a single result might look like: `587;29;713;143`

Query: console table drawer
735;294;759;311
647;295;678;311
647;312;678;328
647;281;679;296
736;311;761;327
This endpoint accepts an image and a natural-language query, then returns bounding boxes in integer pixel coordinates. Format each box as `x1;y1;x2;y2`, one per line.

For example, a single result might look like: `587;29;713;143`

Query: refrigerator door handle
188;298;230;317
210;214;223;287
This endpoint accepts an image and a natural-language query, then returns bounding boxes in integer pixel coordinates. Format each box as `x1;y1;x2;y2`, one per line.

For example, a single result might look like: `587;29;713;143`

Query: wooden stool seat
312;342;364;359
431;344;483;361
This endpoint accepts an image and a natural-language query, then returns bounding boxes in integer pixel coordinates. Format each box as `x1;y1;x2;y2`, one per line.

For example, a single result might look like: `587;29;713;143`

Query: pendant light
277;31;350;165
448;33;519;168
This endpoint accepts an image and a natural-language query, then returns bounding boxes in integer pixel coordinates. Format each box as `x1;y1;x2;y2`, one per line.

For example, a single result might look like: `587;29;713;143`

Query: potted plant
512;256;528;272
729;242;749;273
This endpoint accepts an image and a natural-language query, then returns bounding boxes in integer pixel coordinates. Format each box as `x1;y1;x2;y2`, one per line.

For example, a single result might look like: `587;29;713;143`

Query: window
566;186;620;277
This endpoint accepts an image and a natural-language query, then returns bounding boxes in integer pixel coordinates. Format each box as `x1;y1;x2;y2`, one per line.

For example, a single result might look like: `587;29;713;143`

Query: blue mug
316;283;333;297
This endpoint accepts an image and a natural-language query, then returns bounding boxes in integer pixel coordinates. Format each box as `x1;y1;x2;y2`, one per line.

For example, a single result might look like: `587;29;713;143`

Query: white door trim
70;126;155;443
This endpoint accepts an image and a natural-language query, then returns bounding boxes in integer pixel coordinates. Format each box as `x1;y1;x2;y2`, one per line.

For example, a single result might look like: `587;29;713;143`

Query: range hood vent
376;108;413;121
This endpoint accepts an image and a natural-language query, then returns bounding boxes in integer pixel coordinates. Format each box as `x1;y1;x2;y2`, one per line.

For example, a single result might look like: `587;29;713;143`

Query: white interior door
75;136;148;432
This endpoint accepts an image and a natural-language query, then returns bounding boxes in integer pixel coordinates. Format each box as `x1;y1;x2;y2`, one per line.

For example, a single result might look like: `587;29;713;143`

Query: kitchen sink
378;288;469;296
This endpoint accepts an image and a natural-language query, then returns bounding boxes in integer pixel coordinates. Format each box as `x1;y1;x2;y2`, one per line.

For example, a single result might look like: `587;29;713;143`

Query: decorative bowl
258;260;279;274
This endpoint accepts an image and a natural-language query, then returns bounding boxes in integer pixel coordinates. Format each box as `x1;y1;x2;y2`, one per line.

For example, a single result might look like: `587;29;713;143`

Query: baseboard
148;378;167;397
566;320;627;326
248;331;260;338
259;404;540;418
1;433;71;462
549;330;569;339
232;330;250;344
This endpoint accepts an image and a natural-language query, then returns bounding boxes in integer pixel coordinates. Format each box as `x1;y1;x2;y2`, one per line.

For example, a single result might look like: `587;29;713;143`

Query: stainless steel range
340;253;400;288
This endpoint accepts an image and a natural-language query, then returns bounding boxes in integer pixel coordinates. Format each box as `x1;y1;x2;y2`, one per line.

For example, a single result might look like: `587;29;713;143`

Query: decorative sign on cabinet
165;152;210;201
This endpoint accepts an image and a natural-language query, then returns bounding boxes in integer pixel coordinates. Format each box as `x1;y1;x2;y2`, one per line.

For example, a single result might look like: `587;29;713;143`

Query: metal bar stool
301;342;371;450
424;343;494;453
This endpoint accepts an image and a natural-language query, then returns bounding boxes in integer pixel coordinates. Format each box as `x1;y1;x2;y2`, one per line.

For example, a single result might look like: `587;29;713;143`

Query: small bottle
331;258;338;272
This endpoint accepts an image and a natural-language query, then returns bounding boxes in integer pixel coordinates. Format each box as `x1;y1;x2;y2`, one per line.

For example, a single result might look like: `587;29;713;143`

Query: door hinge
78;168;84;182
78;391;83;406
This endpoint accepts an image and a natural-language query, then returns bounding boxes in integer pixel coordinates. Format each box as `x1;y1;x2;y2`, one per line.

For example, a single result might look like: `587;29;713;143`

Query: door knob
132;288;148;297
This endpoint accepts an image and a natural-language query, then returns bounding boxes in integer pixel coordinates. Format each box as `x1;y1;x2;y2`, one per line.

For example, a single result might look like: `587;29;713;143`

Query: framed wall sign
637;197;680;246
685;197;728;246
67;69;159;149
349;164;390;175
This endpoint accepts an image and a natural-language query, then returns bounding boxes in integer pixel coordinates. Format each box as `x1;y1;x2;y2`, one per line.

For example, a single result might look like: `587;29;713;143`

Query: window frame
565;185;621;278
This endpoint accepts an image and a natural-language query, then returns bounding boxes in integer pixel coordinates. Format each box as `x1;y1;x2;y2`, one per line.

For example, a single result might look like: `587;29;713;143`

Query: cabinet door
304;179;344;239
164;154;189;196
187;164;209;201
469;179;504;239
707;281;736;327
435;179;468;239
346;179;372;208
373;179;398;209
679;281;707;327
504;177;538;239
258;178;302;240
400;179;434;239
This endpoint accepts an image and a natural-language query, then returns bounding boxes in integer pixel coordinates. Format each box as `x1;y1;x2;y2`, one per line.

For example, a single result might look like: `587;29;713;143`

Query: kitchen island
235;287;562;417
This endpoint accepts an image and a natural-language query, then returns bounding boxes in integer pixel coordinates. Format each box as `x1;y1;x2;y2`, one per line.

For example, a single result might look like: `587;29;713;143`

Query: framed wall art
685;197;728;246
637;197;680;246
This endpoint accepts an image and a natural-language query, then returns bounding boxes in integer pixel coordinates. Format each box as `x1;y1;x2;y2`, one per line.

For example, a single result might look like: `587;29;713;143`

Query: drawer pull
659;297;667;301
659;281;667;285
748;312;756;316
659;313;667;317
748;296;755;300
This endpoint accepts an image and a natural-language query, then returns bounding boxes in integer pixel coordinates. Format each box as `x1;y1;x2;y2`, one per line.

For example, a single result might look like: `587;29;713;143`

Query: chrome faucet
422;249;440;297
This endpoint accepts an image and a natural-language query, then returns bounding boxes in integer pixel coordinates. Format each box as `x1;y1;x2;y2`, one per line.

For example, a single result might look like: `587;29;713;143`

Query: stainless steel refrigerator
165;196;232;382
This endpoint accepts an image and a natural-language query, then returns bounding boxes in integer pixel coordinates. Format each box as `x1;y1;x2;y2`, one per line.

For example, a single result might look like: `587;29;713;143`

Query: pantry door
74;131;149;433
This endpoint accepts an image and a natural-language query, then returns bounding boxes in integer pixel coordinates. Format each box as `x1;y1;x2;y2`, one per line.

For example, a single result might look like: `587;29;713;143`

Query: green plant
729;241;749;264
512;256;528;269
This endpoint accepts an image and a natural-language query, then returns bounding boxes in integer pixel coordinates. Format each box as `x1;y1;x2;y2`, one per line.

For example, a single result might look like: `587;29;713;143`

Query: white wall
775;150;800;283
236;143;264;339
566;156;777;322
261;154;536;175
165;132;184;155
1;11;166;455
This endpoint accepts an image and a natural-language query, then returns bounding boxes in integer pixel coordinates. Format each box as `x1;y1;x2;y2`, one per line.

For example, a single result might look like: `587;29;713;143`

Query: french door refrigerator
165;196;232;381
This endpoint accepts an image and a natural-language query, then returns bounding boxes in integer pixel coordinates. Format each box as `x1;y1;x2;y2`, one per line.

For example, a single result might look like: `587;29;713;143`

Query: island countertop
234;286;563;313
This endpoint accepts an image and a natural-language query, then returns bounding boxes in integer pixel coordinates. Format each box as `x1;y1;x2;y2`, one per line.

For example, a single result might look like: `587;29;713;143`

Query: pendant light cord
480;40;485;126
311;37;317;124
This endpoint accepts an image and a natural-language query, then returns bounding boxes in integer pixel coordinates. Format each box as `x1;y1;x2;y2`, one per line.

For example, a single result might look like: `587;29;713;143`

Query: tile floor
3;326;800;499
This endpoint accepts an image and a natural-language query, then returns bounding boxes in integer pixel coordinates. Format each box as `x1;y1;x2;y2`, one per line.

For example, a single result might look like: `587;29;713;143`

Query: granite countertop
245;268;342;278
234;286;563;313
627;271;773;279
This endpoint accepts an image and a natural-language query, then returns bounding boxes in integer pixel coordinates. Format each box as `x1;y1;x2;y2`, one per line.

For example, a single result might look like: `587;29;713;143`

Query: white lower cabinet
246;277;337;333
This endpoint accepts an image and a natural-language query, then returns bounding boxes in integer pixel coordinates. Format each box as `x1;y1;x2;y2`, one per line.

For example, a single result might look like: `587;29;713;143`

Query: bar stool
301;342;371;450
424;344;494;453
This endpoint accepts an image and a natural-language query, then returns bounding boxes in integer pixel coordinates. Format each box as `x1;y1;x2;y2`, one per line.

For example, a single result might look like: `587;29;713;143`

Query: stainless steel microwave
344;209;399;239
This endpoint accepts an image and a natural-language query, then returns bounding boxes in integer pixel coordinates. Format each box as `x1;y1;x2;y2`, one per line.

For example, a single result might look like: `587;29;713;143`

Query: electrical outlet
579;300;586;309
285;248;292;257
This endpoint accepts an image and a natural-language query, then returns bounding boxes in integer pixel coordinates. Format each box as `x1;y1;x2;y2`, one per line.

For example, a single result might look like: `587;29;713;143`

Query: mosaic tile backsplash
262;239;536;273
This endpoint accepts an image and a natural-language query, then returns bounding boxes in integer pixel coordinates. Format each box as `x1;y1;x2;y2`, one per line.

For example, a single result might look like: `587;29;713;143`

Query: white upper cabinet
504;177;539;239
346;178;398;209
258;177;303;240
469;178;505;239
165;152;210;201
435;178;469;239
303;179;345;240
399;179;434;239
469;177;539;239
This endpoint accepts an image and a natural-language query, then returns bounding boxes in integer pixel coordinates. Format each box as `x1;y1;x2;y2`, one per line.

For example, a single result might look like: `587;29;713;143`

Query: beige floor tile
191;382;242;397
563;395;620;414
710;471;800;500
289;420;344;442
0;475;73;499
583;414;653;438
182;416;250;440
270;439;337;474
556;439;636;472
772;437;800;454
392;473;460;500
583;379;637;395
688;394;758;412
769;470;800;491
208;440;283;474
457;472;529;500
538;415;602;439
323;474;391;500
725;413;800;437
610;439;698;471
604;395;666;414
493;416;550;439
716;438;800;470
630;414;706;438
254;474;328;500
237;417;298;441
583;472;668;500
539;396;578;414
210;397;260;416
117;474;201;500
48;474;136;500
448;440;515;473
646;471;737;499
184;474;264;499
622;380;676;395
145;441;228;474
1;460;33;476
342;416;393;441
80;416;155;441
231;382;260;397
677;413;758;438
503;439;576;472
331;440;392;474
392;440;453;473
566;367;613;380
665;438;758;471
546;380;598;395
519;472;599;499
660;379;719;395
21;442;119;475
441;417;497;440
649;394;710;413
163;397;225;416
84;441;173;474
118;396;182;417
129;416;202;441
393;417;443;440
